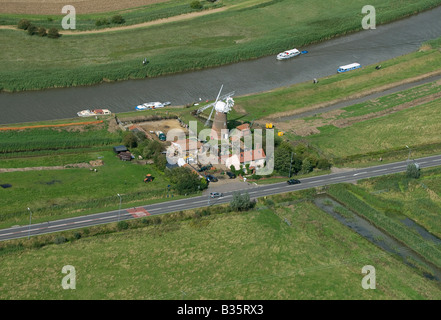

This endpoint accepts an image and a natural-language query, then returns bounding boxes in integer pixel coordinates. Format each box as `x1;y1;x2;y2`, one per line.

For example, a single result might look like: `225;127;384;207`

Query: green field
304;96;441;161
328;166;441;272
1;189;441;299
0;0;222;31
1;0;441;91
0;123;177;228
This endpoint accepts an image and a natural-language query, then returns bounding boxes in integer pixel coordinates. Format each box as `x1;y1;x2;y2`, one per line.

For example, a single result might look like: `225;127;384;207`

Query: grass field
1;191;441;299
0;122;177;228
328;166;441;271
1;0;441;91
304;96;441;160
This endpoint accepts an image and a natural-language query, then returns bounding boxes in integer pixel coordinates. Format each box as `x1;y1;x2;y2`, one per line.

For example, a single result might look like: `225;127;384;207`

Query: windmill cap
215;100;227;112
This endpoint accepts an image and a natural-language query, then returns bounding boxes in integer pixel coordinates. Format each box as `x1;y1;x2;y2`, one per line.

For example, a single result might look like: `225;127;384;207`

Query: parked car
206;174;218;182
210;192;223;198
199;165;211;172
287;179;301;185
226;171;236;179
163;101;171;106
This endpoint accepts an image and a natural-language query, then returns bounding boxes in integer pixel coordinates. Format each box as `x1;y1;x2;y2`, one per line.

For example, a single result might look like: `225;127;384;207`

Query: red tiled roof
240;148;266;162
236;123;250;131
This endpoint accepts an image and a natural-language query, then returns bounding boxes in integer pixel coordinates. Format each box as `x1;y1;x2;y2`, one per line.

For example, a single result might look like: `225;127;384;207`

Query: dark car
287;179;301;185
206;175;218;182
199;165;211;172
210;192;223;198
226;171;236;179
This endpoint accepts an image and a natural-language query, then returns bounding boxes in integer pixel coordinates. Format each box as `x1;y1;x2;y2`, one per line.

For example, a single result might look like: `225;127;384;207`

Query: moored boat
77;109;111;117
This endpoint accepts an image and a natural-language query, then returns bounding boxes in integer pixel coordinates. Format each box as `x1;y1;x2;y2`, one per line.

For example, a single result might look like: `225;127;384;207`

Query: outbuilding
113;145;128;154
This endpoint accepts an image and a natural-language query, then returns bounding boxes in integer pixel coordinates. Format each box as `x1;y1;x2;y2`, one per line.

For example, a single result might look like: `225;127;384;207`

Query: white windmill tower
196;85;235;140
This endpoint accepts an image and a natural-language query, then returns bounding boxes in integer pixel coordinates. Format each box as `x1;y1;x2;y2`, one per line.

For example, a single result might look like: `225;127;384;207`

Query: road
1;154;441;242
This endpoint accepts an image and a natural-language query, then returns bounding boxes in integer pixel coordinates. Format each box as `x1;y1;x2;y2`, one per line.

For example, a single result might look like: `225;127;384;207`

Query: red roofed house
225;148;266;171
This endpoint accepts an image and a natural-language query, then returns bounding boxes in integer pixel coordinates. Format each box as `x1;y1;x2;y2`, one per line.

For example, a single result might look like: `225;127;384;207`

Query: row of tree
18;19;60;38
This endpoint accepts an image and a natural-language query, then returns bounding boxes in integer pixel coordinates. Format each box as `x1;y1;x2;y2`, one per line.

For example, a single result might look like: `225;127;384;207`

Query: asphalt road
2;154;441;241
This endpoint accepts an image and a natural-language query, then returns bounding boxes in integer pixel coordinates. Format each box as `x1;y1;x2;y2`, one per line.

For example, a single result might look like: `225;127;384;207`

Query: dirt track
0;0;169;15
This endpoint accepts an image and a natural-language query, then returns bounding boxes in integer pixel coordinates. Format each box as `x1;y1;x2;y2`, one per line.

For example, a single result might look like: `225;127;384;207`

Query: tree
274;147;291;175
406;163;420;179
190;1;203;9
230;192;256;212
27;24;38;35
154;154;167;171
317;158;331;170
17;19;31;30
142;140;162;159
111;15;125;24
167;167;207;195
123;132;138;148
38;27;47;37
47;27;60;39
300;158;313;174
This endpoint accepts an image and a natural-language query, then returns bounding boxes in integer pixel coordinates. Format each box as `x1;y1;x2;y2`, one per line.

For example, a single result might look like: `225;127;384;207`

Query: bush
27;24;38;36
54;236;67;244
18;19;31;30
95;18;109;26
230;191;256;212
111;15;125;24
406;163;421;179
117;220;129;230
73;232;82;240
317;158;331;170
47;28;60;39
38;27;47;37
190;1;203;9
123;132;138;148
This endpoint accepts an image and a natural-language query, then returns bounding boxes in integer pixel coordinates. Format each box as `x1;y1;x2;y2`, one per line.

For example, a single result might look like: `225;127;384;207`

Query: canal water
1;6;441;124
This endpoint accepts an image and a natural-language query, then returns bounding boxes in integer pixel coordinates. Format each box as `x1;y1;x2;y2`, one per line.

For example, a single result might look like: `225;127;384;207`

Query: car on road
210;192;223;198
287;179;301;185
206;174;218;182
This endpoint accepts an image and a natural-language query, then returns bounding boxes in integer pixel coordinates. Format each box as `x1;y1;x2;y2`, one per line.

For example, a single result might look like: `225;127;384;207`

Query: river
1;6;441;125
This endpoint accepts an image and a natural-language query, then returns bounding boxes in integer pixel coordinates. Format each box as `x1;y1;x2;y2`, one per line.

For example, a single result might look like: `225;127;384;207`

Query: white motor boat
276;48;300;60
77;109;111;117
136;102;164;110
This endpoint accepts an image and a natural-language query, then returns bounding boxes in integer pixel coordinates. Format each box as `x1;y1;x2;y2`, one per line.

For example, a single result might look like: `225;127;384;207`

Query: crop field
0;0;170;15
0;121;175;228
0;125;121;154
1;0;441;91
1;191;441;299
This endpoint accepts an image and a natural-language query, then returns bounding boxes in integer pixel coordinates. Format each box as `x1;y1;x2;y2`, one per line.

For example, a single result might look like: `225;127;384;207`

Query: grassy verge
1;189;440;299
1;0;441;91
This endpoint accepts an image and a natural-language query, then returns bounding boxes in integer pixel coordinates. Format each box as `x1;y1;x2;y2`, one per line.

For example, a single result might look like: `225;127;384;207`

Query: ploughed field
0;0;169;14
